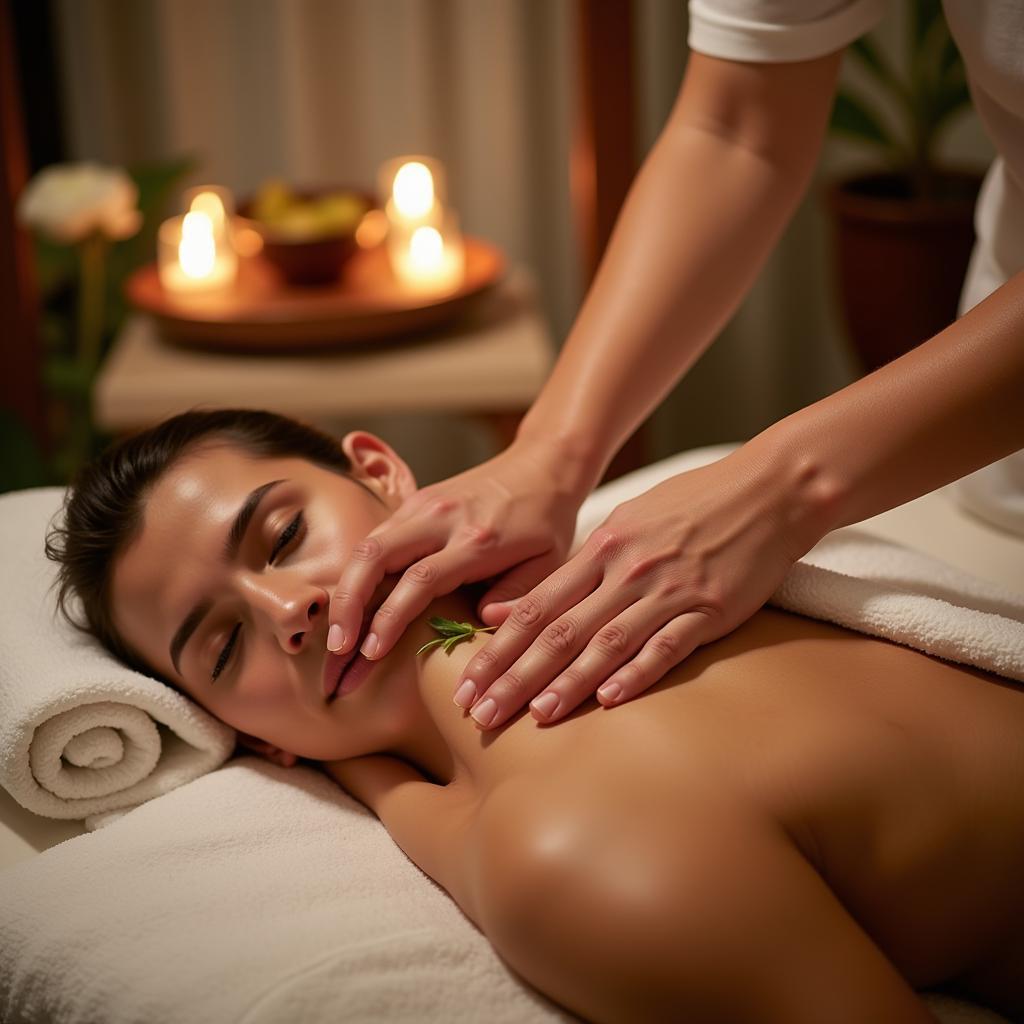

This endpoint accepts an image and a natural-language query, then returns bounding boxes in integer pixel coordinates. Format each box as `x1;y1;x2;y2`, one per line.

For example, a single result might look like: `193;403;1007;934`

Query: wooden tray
124;237;505;352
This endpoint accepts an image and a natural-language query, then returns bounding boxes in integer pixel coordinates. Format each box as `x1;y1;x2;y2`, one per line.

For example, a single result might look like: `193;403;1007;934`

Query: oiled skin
329;607;1024;1022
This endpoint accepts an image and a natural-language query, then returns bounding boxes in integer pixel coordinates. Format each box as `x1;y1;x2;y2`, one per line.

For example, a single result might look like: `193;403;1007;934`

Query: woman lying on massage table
47;409;1024;1024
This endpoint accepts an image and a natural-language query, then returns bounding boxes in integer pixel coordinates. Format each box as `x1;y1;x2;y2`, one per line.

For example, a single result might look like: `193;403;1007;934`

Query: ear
340;431;418;508
235;732;299;769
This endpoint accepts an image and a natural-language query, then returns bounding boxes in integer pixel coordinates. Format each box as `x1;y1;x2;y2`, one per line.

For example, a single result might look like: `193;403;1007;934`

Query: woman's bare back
426;609;1024;1021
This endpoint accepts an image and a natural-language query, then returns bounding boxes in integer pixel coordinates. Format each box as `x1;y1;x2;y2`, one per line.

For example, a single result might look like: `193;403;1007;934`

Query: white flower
17;162;142;243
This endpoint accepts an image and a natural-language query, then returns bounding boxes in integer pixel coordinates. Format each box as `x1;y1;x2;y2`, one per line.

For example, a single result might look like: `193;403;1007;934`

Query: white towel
774;528;1024;683
0;488;235;823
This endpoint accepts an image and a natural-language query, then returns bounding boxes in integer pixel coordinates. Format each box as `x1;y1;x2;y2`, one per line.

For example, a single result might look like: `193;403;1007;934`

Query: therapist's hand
457;444;832;728
326;440;588;663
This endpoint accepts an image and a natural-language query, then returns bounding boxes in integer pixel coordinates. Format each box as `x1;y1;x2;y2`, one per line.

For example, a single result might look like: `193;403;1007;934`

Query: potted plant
826;0;979;372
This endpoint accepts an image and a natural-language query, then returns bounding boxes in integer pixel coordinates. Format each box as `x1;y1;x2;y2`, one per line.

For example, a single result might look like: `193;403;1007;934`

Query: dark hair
44;408;353;675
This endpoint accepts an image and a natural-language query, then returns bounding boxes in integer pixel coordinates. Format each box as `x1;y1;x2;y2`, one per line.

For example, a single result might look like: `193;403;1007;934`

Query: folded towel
774;528;1024;682
0;488;235;823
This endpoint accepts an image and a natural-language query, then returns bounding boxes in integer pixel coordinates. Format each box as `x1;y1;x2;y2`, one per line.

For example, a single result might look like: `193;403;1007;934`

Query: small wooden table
94;266;553;448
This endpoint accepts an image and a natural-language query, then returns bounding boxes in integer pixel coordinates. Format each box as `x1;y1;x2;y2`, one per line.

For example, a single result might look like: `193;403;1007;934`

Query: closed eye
212;510;305;681
212;622;240;681
269;510;304;565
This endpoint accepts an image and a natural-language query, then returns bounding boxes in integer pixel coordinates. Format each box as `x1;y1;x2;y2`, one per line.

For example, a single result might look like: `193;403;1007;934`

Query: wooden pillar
0;0;47;453
573;0;649;481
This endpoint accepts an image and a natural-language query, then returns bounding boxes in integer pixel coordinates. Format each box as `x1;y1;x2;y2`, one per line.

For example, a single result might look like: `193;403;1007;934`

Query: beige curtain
54;0;992;482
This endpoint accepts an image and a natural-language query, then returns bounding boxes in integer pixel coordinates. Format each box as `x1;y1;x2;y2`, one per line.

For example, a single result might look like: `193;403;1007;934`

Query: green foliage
830;0;972;195
31;154;198;486
105;155;198;335
0;409;54;493
417;616;497;656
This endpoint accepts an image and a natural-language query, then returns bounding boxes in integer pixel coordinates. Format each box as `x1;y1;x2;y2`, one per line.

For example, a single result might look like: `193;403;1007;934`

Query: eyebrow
168;479;287;677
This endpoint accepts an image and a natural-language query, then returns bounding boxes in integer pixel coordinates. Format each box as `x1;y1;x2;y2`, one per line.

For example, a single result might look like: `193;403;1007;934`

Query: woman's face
110;432;422;762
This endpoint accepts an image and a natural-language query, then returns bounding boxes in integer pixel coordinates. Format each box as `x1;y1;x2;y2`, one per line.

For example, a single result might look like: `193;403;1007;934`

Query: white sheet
0;758;575;1024
2;447;1021;1023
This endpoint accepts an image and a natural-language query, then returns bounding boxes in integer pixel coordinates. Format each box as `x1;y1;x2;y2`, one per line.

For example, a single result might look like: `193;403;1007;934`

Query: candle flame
393;162;435;219
189;190;226;231
408;225;444;270
179;211;217;279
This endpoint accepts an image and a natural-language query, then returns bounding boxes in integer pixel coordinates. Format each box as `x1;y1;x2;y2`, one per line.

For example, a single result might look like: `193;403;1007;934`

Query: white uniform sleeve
688;0;887;63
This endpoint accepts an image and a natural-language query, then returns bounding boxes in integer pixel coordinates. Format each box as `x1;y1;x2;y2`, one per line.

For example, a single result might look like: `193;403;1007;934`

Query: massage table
1;446;1021;1023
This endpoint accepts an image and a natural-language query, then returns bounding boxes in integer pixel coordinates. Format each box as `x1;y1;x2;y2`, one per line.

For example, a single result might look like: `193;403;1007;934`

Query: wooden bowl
236;187;374;286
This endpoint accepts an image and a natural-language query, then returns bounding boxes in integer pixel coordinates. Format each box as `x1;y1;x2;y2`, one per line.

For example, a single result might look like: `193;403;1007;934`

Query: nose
240;576;328;653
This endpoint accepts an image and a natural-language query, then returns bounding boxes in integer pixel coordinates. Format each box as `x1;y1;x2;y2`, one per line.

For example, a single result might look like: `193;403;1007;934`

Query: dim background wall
50;0;994;483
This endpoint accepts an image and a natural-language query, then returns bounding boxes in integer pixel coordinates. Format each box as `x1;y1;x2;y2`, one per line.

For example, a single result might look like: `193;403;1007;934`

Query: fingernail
327;624;344;652
531;692;560;719
470;697;498;728
453;679;477;709
360;633;379;659
597;682;622;703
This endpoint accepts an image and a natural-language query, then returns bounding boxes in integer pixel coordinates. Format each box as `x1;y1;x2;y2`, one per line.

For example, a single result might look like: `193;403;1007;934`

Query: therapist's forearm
515;110;817;493
758;268;1024;543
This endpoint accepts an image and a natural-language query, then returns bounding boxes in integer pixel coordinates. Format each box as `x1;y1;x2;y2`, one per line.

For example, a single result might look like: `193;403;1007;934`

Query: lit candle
387;211;465;292
158;187;238;294
378;156;464;291
378;156;445;230
392;161;436;221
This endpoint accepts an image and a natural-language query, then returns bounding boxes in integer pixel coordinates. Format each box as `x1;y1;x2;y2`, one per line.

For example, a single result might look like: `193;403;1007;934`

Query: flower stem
63;231;109;475
77;232;108;373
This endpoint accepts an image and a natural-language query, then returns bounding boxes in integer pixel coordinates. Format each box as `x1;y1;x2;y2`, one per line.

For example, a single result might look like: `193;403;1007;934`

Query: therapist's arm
763;266;1024;530
327;50;844;661
460;263;1024;731
510;49;844;501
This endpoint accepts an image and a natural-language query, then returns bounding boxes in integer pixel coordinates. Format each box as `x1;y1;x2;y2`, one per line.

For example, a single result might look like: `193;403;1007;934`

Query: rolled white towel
0;487;235;822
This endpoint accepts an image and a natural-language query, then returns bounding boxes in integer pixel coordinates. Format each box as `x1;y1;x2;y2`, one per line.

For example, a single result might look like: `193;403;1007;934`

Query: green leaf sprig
417;616;497;656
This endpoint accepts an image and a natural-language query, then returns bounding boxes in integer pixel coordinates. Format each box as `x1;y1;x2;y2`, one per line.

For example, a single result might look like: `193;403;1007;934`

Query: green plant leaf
33;235;75;297
937;33;963;84
848;36;898;92
928;76;972;136
418;617;497;656
830;91;896;151
415;638;446;656
907;2;937;114
130;155;200;215
909;0;942;54
0;409;53;493
427;616;473;637
43;355;95;399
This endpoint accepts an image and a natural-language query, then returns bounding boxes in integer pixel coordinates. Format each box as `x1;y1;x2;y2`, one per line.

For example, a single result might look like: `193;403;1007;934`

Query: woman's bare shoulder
469;777;932;1022
323;755;484;920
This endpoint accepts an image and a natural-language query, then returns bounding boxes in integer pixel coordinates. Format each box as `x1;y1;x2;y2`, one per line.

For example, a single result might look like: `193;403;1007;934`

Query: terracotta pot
825;171;981;373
